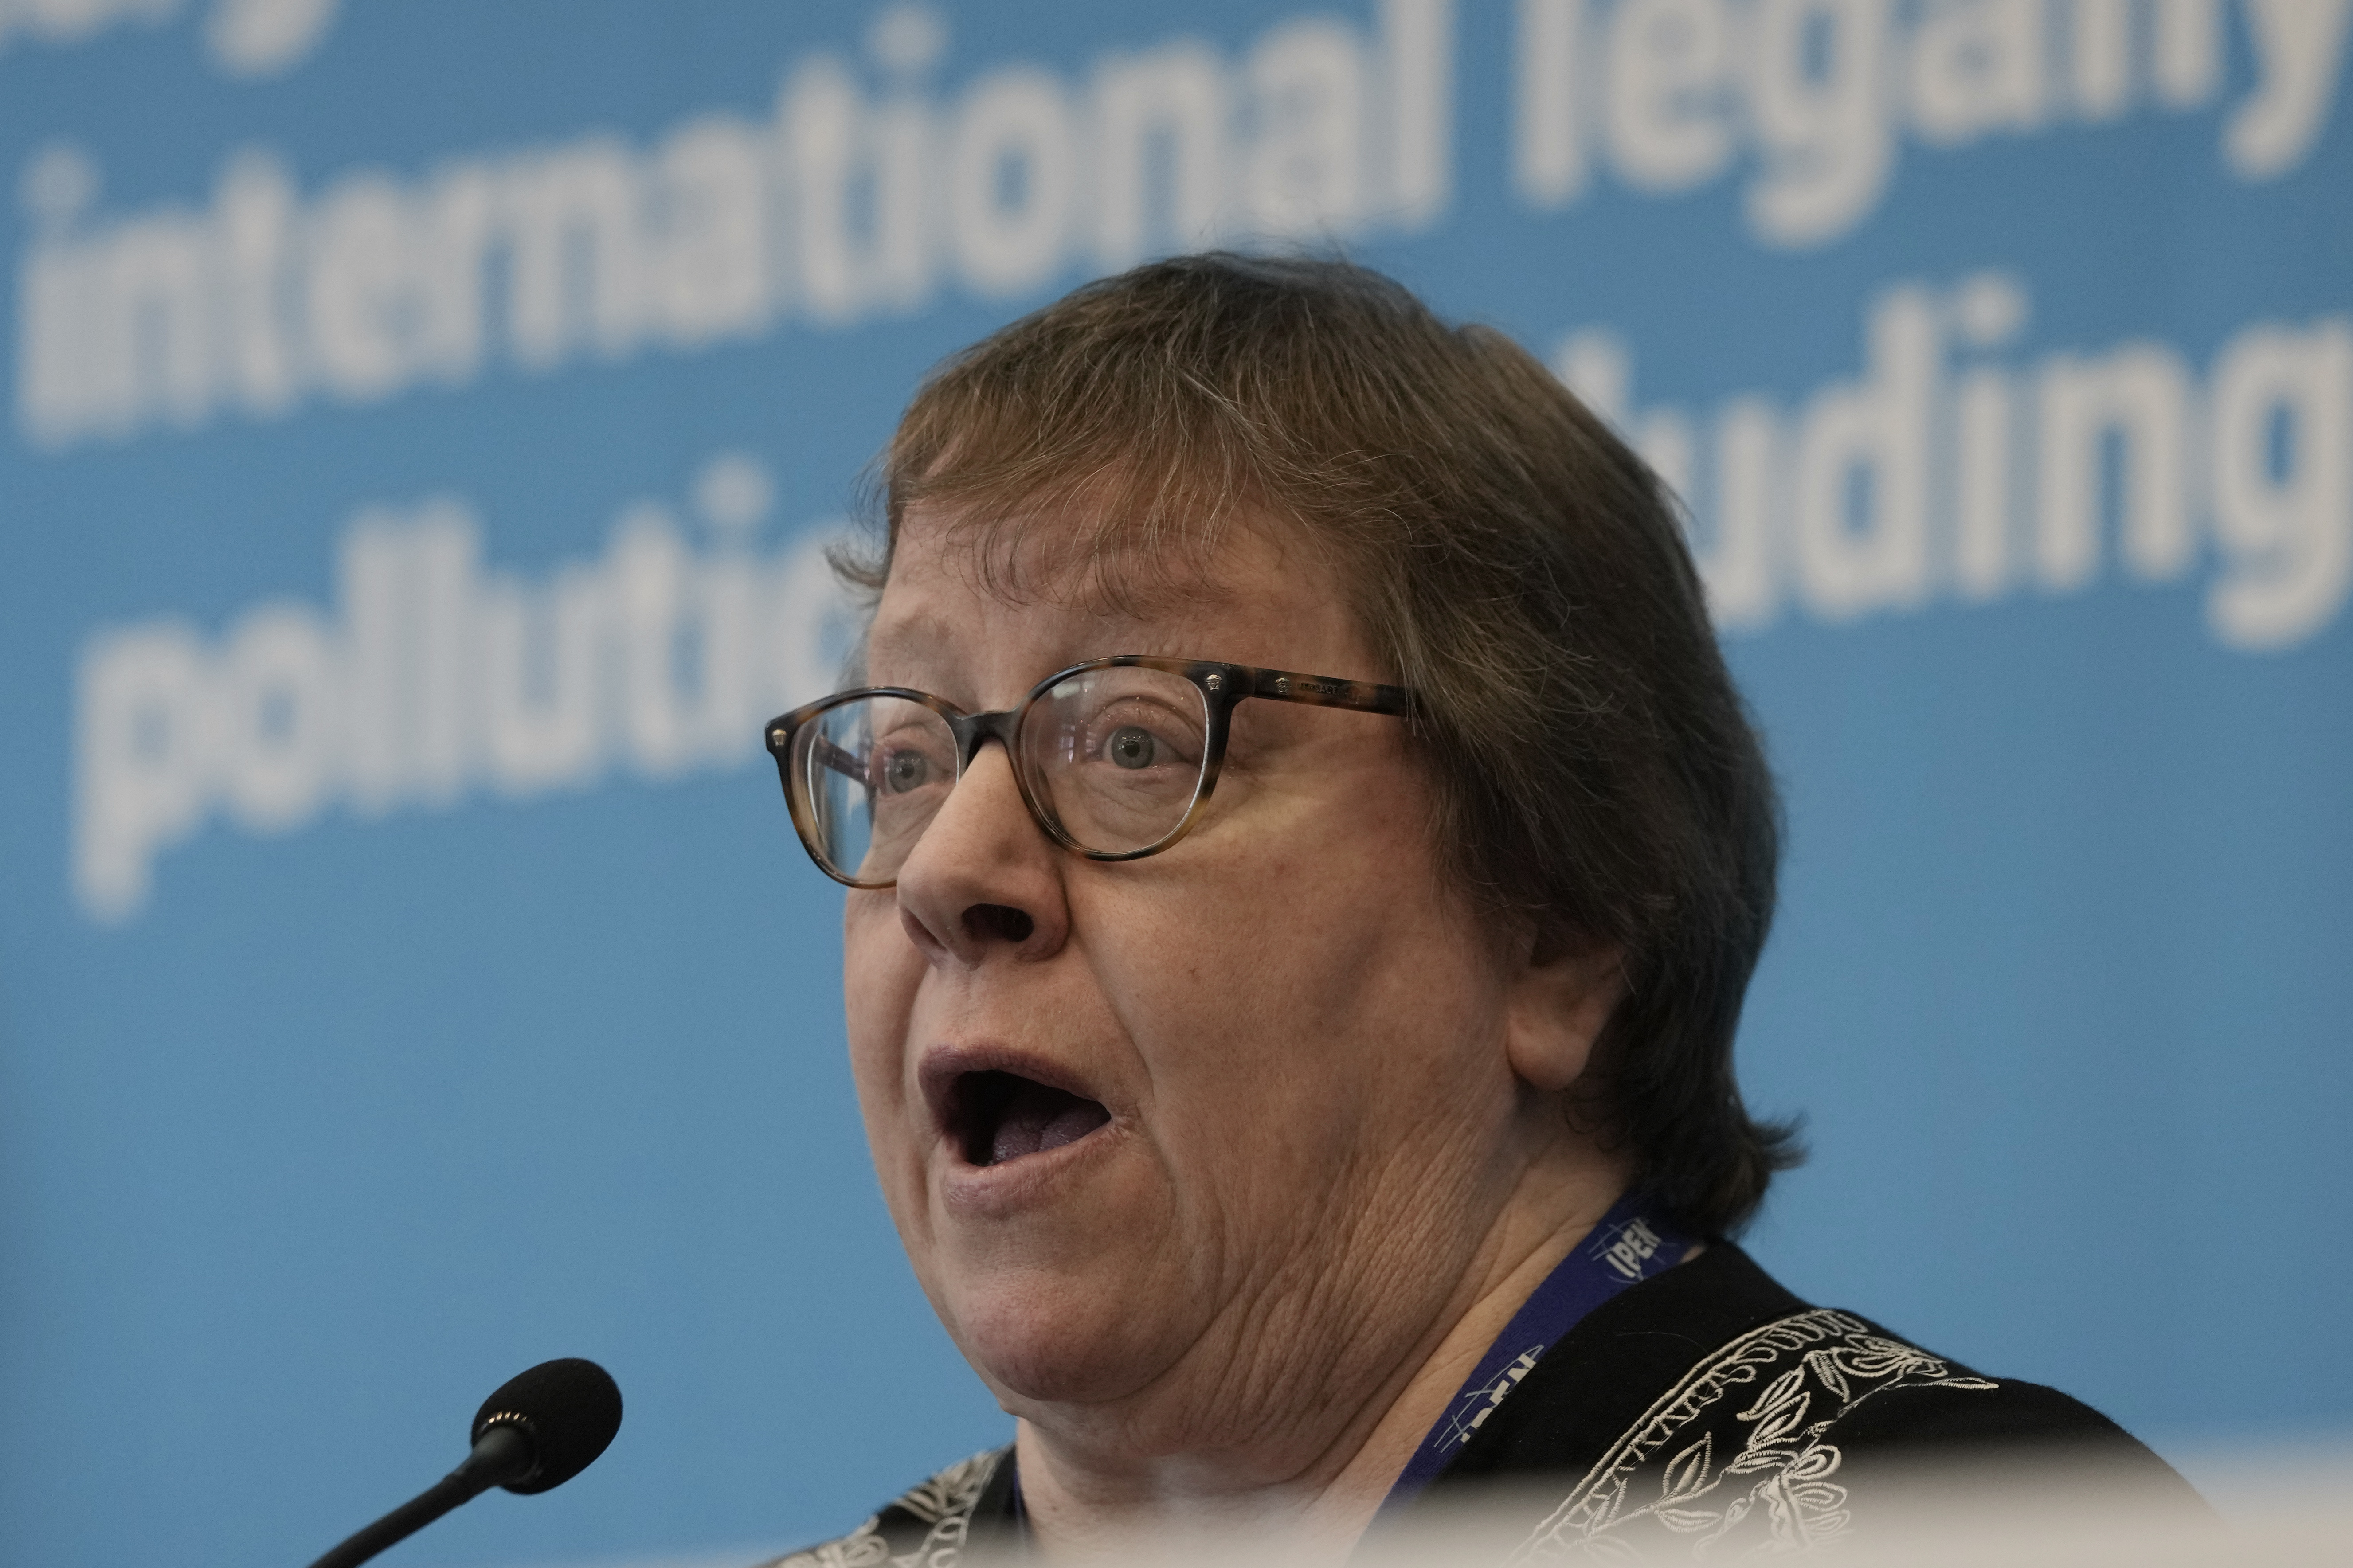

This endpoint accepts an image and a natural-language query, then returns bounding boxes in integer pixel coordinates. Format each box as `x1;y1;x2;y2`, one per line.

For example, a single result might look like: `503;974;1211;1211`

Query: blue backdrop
3;2;2348;1565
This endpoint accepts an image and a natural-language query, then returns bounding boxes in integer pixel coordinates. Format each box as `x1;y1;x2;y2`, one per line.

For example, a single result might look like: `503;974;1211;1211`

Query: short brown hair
846;253;1797;1237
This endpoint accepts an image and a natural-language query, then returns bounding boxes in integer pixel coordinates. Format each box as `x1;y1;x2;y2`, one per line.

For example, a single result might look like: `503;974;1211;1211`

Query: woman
758;255;2191;1564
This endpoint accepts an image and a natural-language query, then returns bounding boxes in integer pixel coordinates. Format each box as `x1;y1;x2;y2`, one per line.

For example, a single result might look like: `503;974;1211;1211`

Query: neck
1010;1138;1632;1564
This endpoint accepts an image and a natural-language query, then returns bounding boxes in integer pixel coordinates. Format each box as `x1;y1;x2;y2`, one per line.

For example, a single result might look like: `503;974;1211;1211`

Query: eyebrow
861;622;1214;705
859;608;949;669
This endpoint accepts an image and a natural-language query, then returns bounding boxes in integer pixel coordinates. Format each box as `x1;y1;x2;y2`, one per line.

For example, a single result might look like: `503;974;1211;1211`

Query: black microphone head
471;1358;623;1495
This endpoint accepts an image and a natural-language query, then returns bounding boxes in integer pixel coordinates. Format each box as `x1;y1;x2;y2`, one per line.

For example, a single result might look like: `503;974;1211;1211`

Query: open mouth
949;1070;1112;1168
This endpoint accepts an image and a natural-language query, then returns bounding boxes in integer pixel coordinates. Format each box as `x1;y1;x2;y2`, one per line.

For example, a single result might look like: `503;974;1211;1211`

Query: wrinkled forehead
859;497;1372;706
878;493;1327;630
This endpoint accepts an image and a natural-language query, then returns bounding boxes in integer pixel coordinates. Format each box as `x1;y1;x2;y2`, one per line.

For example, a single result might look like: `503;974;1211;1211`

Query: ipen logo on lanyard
1597;1214;1670;1281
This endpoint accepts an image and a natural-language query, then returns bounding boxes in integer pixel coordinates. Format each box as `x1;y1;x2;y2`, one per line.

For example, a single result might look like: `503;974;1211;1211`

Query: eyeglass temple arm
809;734;868;785
1241;666;1411;716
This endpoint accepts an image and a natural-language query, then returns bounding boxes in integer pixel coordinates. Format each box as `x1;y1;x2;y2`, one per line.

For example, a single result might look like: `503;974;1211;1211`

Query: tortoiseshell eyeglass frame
763;655;1413;889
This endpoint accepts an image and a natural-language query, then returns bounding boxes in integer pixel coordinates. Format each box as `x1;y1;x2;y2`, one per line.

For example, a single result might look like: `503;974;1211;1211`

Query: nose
891;739;1070;967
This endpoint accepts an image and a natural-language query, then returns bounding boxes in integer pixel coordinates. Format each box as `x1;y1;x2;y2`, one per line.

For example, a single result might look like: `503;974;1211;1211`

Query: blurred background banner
0;1;2345;1563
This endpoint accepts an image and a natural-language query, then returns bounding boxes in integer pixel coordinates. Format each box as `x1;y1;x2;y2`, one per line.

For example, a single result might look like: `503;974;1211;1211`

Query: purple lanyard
1377;1192;1691;1511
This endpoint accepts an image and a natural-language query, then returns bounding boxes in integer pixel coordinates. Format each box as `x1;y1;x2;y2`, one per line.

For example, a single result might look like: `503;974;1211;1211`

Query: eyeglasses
764;656;1412;888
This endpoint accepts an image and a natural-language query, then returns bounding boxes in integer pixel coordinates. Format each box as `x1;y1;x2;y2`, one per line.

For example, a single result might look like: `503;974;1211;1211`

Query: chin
944;1265;1182;1409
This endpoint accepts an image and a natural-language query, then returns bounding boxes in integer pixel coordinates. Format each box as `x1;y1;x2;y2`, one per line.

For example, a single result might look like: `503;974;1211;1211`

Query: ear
1503;933;1626;1093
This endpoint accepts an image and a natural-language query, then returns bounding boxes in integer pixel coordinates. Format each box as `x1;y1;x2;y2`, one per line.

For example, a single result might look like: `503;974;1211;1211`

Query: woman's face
842;508;1546;1464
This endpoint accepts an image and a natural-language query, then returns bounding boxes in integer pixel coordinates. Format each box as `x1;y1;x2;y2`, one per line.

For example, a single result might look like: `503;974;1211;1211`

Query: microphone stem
304;1470;483;1568
303;1424;534;1568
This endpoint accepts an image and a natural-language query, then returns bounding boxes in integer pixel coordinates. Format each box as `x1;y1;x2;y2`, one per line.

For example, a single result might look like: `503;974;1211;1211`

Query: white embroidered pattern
765;1448;1003;1568
1506;1310;1998;1561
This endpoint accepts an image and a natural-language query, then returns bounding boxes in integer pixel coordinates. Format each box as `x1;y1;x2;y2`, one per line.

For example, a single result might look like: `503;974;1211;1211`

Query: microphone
304;1358;623;1568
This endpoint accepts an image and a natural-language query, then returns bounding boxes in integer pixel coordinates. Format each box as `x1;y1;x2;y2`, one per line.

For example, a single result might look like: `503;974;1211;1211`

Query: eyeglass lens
793;665;1212;885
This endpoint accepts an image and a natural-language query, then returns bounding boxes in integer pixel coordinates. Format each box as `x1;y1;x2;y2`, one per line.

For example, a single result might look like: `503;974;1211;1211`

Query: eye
879;747;932;793
1105;725;1156;770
